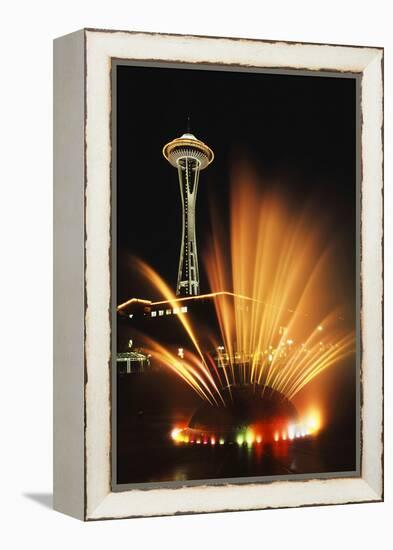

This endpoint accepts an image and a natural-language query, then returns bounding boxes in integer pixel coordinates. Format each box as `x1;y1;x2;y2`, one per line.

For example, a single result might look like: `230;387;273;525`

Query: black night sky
116;64;357;305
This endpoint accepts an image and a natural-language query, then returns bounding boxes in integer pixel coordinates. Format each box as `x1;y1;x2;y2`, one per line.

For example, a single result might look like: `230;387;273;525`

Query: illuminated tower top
163;132;214;170
163;127;214;296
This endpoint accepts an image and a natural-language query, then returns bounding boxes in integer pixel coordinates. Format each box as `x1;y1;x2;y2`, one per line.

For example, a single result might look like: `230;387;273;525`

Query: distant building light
158;310;164;316
166;309;172;315
128;314;133;319
151;311;157;317
287;339;294;345
180;306;188;313
173;308;179;314
178;348;184;359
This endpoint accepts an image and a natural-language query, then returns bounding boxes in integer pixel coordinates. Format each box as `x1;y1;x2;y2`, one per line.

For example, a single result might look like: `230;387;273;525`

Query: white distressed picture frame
53;29;383;520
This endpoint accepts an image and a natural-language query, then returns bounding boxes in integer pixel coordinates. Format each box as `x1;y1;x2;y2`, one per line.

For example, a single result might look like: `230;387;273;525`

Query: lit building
117;292;255;362
117;292;223;352
163;128;214;296
116;351;151;375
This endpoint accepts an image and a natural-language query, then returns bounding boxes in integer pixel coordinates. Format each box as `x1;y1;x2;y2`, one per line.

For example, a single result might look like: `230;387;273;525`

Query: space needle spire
163;122;214;296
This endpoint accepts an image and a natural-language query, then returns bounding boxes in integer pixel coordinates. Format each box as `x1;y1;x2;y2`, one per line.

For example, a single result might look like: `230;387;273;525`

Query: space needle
163;122;214;296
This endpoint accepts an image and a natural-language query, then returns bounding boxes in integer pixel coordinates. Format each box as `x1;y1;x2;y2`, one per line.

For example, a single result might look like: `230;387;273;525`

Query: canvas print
114;63;358;487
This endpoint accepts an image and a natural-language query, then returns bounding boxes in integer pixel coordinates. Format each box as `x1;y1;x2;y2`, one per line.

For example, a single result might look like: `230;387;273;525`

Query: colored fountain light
245;428;255;446
185;384;298;444
168;384;324;448
171;428;182;442
170;410;322;448
288;424;296;440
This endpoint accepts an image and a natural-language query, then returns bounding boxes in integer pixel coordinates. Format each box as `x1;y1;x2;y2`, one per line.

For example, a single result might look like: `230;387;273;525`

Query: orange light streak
204;164;355;401
121;164;355;408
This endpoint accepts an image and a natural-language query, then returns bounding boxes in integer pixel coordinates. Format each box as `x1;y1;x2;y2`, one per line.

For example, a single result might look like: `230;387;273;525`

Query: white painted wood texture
53;29;86;520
